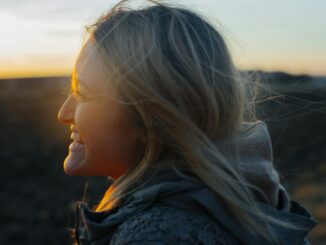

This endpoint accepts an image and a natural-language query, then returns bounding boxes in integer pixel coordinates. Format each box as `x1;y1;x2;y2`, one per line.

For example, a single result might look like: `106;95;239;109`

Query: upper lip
70;125;85;143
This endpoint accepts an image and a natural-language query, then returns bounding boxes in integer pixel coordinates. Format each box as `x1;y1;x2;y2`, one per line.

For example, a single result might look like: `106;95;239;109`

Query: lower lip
69;142;86;152
64;142;86;175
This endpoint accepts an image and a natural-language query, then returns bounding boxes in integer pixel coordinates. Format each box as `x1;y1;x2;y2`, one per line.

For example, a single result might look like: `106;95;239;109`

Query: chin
63;153;88;176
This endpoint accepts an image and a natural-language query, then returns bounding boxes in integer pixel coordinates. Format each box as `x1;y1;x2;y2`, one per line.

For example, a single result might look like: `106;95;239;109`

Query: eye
61;83;98;102
75;89;100;103
60;86;89;103
74;91;89;102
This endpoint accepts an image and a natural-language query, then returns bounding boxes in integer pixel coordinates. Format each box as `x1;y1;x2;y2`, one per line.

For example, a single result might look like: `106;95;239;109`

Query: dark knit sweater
74;120;317;245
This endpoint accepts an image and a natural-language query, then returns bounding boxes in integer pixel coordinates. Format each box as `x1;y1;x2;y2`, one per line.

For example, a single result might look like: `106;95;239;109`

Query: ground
0;75;325;244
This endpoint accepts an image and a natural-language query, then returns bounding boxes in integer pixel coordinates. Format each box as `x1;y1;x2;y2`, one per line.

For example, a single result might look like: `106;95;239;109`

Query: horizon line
0;69;324;81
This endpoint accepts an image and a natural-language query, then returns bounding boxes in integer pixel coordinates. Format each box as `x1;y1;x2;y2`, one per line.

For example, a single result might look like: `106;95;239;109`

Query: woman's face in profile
57;37;146;178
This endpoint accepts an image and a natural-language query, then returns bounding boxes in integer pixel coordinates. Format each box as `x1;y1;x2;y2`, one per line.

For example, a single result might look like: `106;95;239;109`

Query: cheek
78;110;128;156
84;128;139;177
74;103;144;176
86;122;134;159
75;104;108;139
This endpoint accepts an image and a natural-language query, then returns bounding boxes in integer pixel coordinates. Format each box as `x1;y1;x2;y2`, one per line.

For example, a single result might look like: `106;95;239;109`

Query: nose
57;96;76;125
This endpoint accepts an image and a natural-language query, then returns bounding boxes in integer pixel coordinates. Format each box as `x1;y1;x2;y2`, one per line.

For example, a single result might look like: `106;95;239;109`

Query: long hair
80;0;302;243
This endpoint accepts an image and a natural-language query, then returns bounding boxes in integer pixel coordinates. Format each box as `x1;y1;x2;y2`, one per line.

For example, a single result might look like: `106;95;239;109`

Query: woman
57;1;317;244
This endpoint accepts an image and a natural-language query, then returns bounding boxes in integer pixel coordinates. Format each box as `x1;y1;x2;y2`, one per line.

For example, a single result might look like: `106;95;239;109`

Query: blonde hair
80;0;302;243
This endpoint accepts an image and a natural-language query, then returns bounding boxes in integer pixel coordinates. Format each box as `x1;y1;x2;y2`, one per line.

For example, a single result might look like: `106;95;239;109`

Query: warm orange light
0;58;73;79
71;70;80;93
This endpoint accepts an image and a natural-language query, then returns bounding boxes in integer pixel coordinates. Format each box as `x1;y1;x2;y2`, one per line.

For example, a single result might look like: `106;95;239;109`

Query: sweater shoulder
109;204;241;245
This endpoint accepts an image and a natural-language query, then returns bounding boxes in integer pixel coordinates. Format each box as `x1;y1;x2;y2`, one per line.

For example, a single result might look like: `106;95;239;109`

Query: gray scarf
74;120;318;245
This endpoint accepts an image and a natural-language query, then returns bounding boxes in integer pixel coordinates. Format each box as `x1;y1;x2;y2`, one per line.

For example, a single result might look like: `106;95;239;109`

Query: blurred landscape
0;71;325;244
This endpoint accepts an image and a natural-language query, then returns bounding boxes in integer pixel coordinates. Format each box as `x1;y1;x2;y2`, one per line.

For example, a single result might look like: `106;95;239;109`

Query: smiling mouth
69;131;86;152
70;131;85;144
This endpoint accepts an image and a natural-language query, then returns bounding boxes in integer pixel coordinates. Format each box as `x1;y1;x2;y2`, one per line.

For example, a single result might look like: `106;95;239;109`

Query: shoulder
109;204;241;245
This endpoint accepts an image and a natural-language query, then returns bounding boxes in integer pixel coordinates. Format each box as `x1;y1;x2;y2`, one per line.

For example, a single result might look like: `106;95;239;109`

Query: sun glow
0;10;82;79
0;0;325;78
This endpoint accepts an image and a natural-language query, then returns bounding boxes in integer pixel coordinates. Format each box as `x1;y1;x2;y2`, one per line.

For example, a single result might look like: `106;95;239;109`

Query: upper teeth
71;132;84;143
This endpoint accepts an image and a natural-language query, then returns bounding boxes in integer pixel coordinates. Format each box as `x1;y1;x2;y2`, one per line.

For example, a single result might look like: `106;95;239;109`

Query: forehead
73;38;108;93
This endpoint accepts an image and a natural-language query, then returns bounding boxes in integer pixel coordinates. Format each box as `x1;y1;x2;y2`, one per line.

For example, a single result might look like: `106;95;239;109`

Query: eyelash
60;85;88;102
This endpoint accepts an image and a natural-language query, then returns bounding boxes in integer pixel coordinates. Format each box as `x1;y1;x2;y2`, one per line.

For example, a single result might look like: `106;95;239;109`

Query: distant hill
1;71;325;98
0;76;68;99
241;70;326;94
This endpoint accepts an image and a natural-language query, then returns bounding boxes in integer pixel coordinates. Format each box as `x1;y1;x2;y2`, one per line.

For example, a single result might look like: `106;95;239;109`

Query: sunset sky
0;0;325;79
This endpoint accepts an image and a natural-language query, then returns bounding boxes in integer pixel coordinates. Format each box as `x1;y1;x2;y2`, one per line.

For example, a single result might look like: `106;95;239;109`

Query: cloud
0;0;111;22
